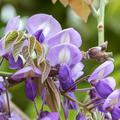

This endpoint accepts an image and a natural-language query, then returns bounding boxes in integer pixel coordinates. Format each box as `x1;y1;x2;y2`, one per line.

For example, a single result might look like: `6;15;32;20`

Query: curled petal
26;14;62;40
25;78;37;101
4;16;20;34
71;62;84;81
111;107;120;120
11;66;41;81
47;43;82;66
58;64;75;91
103;90;120;110
88;61;114;82
6;54;23;69
95;79;114;98
47;28;82;48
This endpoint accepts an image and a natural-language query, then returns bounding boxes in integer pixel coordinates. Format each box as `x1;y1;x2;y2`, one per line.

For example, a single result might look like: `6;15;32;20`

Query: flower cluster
0;13;119;120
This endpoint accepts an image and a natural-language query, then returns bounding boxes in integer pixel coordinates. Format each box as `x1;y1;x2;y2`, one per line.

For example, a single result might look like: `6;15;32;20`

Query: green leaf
35;40;44;65
39;60;51;83
22;46;35;67
5;30;18;51
46;79;61;112
28;36;36;56
12;40;24;62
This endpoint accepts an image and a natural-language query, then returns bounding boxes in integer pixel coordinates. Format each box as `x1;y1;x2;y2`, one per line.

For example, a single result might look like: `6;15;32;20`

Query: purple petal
0;95;5;112
4;16;20;34
25;78;37;101
0;40;6;56
11;66;41;81
58;64;75;91
39;111;59;120
88;61;114;82
95;79;114;98
111;107;120;120
103;90;120;110
47;28;82;48
76;113;86;120
26;14;62;40
34;29;45;43
6;54;23;69
47;43;82;66
71;62;84;81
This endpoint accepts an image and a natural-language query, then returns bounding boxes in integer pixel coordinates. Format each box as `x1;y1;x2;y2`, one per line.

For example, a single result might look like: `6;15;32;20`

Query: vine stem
97;0;106;46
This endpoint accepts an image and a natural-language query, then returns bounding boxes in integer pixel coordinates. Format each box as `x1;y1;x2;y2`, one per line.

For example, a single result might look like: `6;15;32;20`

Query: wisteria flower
103;90;120;120
88;61;115;98
11;66;41;101
26;14;62;44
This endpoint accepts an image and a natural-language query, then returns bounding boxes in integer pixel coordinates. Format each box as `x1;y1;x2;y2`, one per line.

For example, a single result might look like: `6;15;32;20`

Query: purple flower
76;112;86;120
38;111;59;120
88;61;114;83
47;28;82;48
4;54;23;69
95;77;116;98
11;66;41;81
26;14;62;43
11;66;41;101
4;16;20;34
88;61;115;98
103;90;120;120
25;78;37;101
58;64;75;91
47;43;82;66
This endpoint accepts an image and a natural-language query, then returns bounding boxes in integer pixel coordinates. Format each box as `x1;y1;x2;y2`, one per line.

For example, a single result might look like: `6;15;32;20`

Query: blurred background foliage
0;0;120;119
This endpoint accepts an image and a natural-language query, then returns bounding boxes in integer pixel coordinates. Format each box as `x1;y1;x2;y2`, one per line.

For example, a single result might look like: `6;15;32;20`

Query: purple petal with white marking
88;61;114;82
95;78;115;98
103;90;120;110
25;78;37;101
47;43;82;66
47;28;82;48
0;95;5;112
4;16;20;34
26;14;62;40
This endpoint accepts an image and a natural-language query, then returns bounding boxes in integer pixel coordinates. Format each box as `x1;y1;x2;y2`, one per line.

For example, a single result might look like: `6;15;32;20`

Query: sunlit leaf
4;30;18;50
12;40;24;62
22;46;35;67
39;60;51;83
28;36;36;56
45;79;61;112
35;40;44;66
